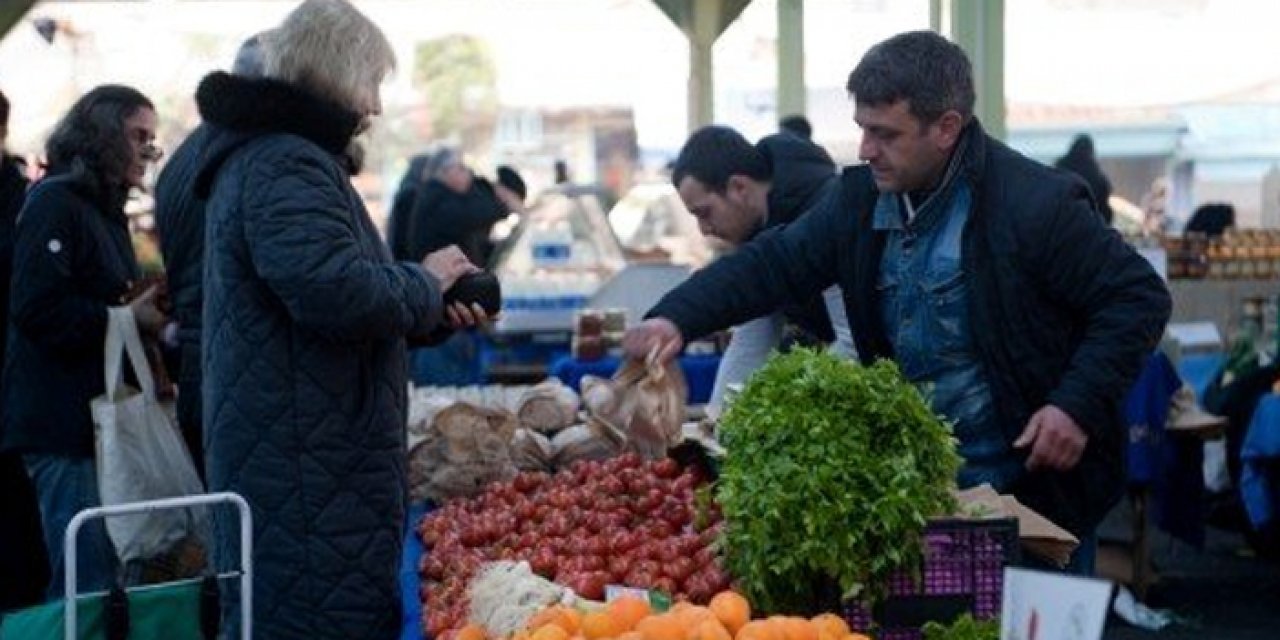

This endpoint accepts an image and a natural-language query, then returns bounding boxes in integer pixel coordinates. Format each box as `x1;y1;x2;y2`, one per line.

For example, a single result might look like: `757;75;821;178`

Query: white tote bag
92;306;207;563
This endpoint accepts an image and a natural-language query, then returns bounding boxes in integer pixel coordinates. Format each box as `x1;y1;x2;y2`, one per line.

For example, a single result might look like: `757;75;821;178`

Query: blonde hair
263;0;395;113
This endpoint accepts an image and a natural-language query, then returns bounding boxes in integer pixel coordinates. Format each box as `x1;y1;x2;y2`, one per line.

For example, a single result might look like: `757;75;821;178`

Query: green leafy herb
716;350;962;614
922;614;1000;640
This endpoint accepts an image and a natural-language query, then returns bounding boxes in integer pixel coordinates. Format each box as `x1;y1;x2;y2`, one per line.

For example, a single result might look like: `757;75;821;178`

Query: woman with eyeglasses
0;84;168;597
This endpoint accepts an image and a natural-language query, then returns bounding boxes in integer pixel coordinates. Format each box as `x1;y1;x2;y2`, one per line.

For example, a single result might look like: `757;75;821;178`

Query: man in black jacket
153;33;266;479
671;125;851;411
624;31;1171;573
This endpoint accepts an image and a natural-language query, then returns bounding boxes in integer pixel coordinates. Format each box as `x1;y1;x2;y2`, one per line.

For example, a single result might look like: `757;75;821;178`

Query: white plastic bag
92;306;207;563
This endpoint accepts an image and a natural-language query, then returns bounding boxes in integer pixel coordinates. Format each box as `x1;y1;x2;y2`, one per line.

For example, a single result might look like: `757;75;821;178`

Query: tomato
664;556;694;583
652;458;680;479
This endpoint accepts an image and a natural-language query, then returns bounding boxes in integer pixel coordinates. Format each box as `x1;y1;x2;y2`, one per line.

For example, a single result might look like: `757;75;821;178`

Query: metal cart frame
62;492;252;640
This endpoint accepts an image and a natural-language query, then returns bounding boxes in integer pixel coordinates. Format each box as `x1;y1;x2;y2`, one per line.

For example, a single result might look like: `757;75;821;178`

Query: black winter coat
651;122;1171;536
153;123;213;468
0;154;28;371
404;177;506;266
1;175;140;457
194;72;446;640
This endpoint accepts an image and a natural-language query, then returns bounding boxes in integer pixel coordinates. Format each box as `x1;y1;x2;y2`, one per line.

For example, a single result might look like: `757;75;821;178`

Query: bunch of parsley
716;350;962;614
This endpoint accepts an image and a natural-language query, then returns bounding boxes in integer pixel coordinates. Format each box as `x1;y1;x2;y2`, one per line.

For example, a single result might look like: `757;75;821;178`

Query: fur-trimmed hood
193;72;361;197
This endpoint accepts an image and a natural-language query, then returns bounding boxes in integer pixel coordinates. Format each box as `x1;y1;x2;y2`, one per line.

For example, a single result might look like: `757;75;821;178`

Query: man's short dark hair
779;114;812;140
846;30;975;125
671;125;769;193
0;88;9;128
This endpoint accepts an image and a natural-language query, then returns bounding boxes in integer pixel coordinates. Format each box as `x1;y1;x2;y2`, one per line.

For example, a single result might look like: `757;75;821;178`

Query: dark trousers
0;450;49;611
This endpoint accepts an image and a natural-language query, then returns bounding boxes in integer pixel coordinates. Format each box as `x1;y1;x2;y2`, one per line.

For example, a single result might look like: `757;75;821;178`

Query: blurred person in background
0;85;168;598
1185;202;1235;238
670;125;853;415
385;151;432;260
400;150;509;386
1055;133;1113;225
191;1;488;636
778;113;813;140
0;87;51;612
152;32;268;482
404;147;508;267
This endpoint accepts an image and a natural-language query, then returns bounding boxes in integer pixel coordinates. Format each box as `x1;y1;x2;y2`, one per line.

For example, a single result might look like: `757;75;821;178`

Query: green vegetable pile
922;614;1000;640
716;350;962;614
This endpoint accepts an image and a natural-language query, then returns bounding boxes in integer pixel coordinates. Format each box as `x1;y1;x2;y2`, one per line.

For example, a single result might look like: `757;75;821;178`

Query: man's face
855;100;960;193
123;107;159;190
440;162;473;194
677;175;759;245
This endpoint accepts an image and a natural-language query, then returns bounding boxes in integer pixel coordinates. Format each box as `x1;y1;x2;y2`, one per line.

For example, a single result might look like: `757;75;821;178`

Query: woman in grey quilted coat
192;1;487;637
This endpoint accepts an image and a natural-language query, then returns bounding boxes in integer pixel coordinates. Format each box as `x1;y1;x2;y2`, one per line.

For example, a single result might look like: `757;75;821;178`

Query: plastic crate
844;517;1019;639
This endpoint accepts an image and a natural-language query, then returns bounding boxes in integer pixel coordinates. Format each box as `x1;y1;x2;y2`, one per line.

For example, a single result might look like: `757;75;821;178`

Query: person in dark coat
193;1;488;637
1055;133;1114;224
385;152;432;261
403;148;508;267
152;33;266;482
0;85;168;597
778;114;813;140
624;31;1171;574
1185;202;1235;237
0;87;52;613
669;125;852;412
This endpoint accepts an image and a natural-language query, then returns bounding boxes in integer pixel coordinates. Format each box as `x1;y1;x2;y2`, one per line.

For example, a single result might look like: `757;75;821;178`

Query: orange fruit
810;615;848;640
735;620;776;640
841;635;871;640
637;614;685;640
618;632;645;640
708;592;751;635
582;612;623;640
691;619;733;640
607;597;653;632
672;605;714;629
457;624;488;640
532;625;571;640
529;607;582;636
779;618;818;640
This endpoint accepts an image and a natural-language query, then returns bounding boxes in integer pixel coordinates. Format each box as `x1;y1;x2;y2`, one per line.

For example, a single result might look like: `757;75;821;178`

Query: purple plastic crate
843;518;1019;640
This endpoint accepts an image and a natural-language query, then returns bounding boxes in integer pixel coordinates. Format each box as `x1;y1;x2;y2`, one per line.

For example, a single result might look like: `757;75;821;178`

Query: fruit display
417;454;728;638
465;594;873;640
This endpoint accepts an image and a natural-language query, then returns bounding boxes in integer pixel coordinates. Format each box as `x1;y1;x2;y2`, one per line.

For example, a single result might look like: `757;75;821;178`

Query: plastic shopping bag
92;306;207;563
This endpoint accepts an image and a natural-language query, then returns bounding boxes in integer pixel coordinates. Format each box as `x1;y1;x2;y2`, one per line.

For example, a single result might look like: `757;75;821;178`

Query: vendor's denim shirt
874;181;1023;491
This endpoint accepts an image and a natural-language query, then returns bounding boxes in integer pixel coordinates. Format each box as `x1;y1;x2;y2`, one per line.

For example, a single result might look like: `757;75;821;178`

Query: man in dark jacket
403;148;508;267
1055;133;1113;224
670;125;852;410
625;31;1171;573
152;33;265;479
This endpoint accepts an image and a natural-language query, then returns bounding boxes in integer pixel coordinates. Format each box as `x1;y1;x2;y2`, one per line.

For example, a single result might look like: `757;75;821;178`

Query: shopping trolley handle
64;492;253;640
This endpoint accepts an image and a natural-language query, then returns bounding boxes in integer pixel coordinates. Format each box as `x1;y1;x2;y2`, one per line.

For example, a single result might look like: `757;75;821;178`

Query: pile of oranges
447;592;871;640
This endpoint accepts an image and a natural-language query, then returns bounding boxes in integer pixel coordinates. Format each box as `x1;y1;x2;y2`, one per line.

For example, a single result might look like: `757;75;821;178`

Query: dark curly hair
45;84;153;209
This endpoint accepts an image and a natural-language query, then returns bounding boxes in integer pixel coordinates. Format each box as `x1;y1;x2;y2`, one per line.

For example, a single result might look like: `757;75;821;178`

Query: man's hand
621;318;684;363
127;284;168;335
1014;404;1089;471
422;246;479;292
